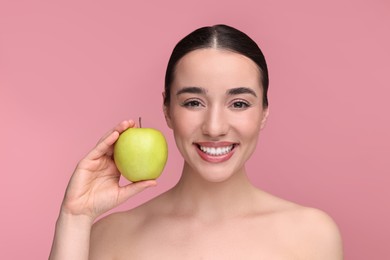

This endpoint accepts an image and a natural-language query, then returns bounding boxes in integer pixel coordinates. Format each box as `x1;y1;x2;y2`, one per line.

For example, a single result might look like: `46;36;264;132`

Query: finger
115;119;136;134
117;180;157;204
97;120;135;145
87;130;119;160
87;120;137;160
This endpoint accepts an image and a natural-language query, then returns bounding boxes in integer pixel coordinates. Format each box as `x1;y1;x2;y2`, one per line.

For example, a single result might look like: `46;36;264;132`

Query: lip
195;141;236;147
194;141;238;163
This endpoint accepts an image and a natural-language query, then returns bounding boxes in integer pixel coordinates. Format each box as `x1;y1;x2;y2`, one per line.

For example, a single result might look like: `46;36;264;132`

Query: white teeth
199;145;234;156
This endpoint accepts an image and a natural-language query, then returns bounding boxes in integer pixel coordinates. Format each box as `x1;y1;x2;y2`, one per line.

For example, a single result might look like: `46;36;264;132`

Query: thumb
116;180;157;204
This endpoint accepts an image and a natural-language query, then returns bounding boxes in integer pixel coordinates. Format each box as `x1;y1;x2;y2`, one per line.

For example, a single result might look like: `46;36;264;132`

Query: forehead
173;48;262;90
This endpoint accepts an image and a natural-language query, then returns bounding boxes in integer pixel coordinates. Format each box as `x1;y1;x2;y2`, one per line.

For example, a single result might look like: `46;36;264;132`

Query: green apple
113;127;168;182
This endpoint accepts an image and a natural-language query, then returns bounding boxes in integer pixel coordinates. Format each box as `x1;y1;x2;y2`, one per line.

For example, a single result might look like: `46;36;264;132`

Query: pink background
1;0;389;259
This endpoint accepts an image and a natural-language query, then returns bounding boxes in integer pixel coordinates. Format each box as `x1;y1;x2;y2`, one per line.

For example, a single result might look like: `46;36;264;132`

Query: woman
49;24;343;259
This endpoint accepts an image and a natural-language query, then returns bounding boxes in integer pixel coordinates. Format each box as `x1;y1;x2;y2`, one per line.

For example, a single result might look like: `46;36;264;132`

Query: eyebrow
175;86;257;97
176;86;207;96
226;87;257;97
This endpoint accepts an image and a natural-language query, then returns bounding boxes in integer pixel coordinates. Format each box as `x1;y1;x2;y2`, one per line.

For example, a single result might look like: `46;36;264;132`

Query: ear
162;92;173;129
259;107;269;130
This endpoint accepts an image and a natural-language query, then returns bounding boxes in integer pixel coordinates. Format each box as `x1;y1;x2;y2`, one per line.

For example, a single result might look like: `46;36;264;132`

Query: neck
168;162;258;222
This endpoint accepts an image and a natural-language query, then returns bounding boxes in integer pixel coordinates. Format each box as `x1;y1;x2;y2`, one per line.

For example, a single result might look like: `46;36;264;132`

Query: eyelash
181;99;204;108
181;99;251;109
231;100;251;109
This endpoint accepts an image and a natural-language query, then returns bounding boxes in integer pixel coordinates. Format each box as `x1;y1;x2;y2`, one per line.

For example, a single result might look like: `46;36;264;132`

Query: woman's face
165;48;269;182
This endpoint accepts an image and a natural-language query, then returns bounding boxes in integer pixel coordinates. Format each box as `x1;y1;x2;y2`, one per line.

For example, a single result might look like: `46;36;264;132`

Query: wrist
50;210;93;260
57;210;95;228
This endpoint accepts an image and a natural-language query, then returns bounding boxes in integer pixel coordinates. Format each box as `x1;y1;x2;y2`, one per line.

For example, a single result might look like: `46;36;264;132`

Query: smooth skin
50;49;343;259
49;120;157;260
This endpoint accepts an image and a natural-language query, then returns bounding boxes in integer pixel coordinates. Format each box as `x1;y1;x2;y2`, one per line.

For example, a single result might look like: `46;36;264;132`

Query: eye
231;100;250;109
182;99;203;108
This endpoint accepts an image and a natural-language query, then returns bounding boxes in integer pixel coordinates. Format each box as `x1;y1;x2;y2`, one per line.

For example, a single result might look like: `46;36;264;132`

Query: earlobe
260;107;269;130
162;92;173;129
163;105;173;129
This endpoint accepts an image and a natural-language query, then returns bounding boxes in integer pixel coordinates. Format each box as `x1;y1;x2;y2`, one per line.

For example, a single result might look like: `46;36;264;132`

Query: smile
194;142;237;163
199;145;234;156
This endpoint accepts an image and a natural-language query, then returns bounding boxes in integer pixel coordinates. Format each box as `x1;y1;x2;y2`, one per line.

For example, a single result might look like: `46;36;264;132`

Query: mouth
198;144;235;156
194;142;238;163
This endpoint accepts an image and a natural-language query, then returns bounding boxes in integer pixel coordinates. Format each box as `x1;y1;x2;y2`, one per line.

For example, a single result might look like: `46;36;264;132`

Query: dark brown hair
164;24;269;108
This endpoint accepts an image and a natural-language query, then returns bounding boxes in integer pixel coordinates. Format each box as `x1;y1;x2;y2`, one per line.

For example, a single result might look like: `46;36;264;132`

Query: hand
60;120;157;221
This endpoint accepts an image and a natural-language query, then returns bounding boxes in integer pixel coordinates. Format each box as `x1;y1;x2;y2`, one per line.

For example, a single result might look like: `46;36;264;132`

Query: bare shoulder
89;196;160;259
293;207;343;259
251;190;343;259
89;210;138;259
268;196;343;259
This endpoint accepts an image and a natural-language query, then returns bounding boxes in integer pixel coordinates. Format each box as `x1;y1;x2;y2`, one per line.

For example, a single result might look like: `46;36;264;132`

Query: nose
201;106;229;138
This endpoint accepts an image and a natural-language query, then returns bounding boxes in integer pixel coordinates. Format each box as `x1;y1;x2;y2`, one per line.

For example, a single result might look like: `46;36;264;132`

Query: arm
49;120;156;260
49;213;93;260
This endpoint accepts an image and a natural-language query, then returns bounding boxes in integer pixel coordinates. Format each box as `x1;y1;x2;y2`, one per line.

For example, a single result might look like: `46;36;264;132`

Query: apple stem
139;117;142;128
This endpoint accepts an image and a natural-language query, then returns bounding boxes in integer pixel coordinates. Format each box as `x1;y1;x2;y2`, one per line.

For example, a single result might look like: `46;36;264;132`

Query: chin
181;149;247;183
190;163;242;183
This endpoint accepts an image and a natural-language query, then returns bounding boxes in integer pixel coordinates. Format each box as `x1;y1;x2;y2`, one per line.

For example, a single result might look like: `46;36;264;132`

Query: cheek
232;111;263;136
170;107;199;138
237;113;263;156
241;124;261;143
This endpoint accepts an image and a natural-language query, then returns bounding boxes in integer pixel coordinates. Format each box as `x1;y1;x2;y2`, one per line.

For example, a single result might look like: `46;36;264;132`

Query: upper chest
113;217;303;260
